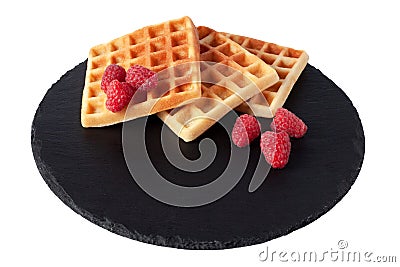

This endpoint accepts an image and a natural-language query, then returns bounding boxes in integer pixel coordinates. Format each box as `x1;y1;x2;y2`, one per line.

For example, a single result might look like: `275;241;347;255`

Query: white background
1;0;399;266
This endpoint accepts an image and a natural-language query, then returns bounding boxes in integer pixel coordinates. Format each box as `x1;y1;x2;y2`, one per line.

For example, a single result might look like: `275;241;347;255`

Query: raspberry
105;80;135;113
271;108;308;138
101;64;126;92
126;65;158;91
232;114;261;147
260;131;291;169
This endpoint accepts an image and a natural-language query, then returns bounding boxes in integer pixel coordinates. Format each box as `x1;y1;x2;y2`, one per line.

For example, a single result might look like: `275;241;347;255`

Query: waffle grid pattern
81;16;201;127
158;27;279;142
223;33;308;117
198;27;276;87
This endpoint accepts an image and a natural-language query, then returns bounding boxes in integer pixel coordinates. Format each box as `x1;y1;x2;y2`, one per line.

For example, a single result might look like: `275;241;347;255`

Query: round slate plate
31;61;364;249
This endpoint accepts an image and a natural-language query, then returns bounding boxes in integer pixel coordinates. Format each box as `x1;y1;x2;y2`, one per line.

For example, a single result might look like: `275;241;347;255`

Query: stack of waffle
81;16;308;141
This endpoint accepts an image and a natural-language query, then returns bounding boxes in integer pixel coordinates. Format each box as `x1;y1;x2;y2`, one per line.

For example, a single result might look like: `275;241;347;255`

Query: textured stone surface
31;61;364;249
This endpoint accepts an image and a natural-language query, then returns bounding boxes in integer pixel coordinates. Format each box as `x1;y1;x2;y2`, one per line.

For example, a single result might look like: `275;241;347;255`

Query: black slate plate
31;61;364;249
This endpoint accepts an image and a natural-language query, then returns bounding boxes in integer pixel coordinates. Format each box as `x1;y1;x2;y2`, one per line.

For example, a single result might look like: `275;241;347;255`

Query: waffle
222;33;308;117
81;16;201;127
157;26;279;142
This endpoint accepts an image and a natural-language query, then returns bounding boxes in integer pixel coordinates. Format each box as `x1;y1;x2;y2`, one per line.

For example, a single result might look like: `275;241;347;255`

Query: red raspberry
101;64;126;92
271;108;308;138
105;80;135;113
260;131;291;169
232;114;261;147
126;65;158;91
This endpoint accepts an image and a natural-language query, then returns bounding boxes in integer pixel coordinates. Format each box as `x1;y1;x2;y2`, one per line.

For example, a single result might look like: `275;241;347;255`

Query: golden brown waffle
81;16;201;127
158;26;279;142
222;33;308;117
